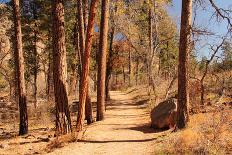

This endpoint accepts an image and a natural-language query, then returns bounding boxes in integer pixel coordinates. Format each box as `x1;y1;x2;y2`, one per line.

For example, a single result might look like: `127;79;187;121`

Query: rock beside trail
150;98;177;129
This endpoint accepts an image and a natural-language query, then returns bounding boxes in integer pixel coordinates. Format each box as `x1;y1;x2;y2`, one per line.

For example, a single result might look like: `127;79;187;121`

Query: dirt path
49;91;164;155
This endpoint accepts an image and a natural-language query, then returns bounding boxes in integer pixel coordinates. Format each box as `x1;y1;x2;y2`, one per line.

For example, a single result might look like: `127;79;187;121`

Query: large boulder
150;98;177;129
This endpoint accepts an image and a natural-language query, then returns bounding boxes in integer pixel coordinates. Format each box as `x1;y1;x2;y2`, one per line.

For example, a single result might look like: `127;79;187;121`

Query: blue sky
168;0;232;59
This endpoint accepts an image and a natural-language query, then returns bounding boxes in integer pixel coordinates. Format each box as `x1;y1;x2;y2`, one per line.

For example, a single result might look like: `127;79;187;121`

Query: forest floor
48;90;166;155
0;88;231;154
0;89;169;155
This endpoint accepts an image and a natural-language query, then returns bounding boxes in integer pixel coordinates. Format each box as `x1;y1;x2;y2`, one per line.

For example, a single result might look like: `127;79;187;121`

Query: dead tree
200;39;226;105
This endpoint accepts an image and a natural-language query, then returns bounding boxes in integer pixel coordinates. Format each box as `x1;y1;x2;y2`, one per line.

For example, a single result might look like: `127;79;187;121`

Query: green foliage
212;41;232;72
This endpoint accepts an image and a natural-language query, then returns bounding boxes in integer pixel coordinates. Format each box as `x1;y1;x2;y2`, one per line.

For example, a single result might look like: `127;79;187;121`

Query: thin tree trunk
122;66;126;84
76;0;93;125
47;49;53;101
176;0;192;129
77;0;98;131
77;0;85;62
105;28;114;102
128;48;132;86
33;28;38;109
105;74;111;101
97;0;110;121
115;74;118;85
52;0;72;135
135;57;139;85
165;75;177;99
199;39;225;105
33;67;37;108
32;3;38;109
83;0;88;33
148;6;154;94
13;0;28;135
85;83;93;124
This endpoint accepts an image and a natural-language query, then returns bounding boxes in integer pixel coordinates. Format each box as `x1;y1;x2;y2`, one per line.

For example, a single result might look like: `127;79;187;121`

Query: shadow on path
78;137;158;143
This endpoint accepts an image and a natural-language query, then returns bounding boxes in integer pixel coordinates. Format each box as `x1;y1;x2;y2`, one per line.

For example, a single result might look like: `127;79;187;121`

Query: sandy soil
48;91;164;155
0;90;166;155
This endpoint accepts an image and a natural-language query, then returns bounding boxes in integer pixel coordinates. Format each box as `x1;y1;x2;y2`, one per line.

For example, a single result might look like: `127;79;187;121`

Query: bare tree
200;39;226;105
176;0;192;129
52;0;72;134
97;0;110;121
12;0;28;135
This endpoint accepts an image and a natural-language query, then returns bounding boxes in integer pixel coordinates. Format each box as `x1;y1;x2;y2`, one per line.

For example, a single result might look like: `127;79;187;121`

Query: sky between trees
169;0;232;59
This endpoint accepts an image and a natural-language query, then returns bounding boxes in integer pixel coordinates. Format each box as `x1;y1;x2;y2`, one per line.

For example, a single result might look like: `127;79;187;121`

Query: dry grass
45;132;78;153
154;110;232;154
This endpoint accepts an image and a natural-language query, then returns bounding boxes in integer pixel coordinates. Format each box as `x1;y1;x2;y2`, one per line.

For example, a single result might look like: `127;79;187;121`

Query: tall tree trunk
77;0;85;62
47;48;53;101
77;0;98;131
33;28;38;109
83;0;88;33
76;0;93;125
97;0;110;121
148;5;156;93
177;0;192;129
105;28;114;102
33;66;37;108
32;2;38;109
12;0;28;135
52;0;72;135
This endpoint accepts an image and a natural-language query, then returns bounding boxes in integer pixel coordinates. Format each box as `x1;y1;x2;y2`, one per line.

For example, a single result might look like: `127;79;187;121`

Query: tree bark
33;24;38;109
52;0;72;135
83;0;89;33
85;83;93;124
77;0;98;131
105;28;114;102
12;0;28;135
77;0;85;62
135;57;139;85
97;0;109;121
122;66;126;84
177;0;192;129
148;5;156;93
47;48;53;101
128;48;132;86
76;0;94;125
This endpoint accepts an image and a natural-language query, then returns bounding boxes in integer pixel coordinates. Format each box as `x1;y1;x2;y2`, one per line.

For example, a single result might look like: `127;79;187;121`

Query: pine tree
52;0;72;134
176;0;192;129
97;0;110;121
12;0;29;135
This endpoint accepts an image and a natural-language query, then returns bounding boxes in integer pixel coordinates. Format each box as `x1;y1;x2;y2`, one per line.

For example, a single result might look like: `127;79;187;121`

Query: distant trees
176;0;192;129
52;0;72;134
220;41;232;71
12;0;28;135
97;0;110;121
